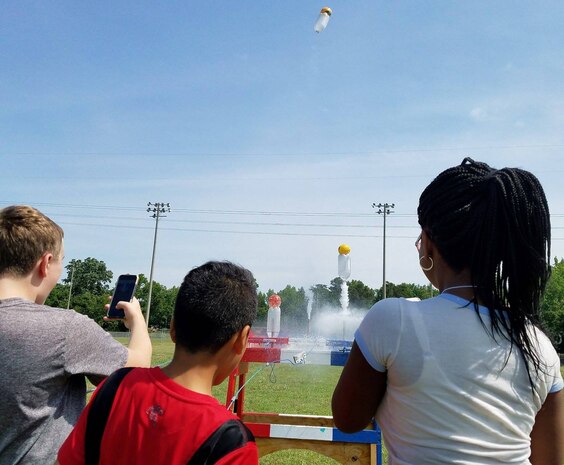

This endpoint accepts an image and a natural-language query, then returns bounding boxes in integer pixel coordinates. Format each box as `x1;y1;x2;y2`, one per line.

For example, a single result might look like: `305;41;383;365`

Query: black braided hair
417;157;551;389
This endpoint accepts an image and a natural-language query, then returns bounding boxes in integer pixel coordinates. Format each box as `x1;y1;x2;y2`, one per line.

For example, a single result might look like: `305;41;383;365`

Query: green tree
59;258;115;326
377;282;434;300
540;257;564;352
45;283;71;308
310;283;339;319
278;285;308;334
156;285;178;329
348;279;378;310
71;291;108;323
330;277;377;311
329;277;343;302
257;291;270;321
134;274;177;329
64;257;113;296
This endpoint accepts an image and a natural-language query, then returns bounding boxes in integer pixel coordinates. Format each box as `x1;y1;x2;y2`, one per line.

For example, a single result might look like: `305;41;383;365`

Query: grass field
124;337;363;464
150;337;342;415
114;337;564;465
151;338;339;412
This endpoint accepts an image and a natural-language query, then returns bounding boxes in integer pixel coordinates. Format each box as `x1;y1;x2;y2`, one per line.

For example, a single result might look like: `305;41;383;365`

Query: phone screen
107;274;138;319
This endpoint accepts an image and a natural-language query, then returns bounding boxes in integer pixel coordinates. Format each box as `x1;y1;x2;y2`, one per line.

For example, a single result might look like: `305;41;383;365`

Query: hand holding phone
107;274;139;319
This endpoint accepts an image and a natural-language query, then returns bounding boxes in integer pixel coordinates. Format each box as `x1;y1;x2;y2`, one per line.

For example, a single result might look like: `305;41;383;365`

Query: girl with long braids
332;158;563;464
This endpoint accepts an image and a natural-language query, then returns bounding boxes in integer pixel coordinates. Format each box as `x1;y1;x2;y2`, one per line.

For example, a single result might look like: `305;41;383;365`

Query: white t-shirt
355;294;563;465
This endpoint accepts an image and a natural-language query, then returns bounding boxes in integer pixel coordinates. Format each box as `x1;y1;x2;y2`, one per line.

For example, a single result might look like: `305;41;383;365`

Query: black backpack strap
187;419;255;465
84;367;135;465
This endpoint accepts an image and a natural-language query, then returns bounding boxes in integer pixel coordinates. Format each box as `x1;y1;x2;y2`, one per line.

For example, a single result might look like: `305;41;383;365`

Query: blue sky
2;1;563;294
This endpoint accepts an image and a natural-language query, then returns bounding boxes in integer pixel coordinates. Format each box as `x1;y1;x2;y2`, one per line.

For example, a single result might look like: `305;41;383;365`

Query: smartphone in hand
107;274;139;319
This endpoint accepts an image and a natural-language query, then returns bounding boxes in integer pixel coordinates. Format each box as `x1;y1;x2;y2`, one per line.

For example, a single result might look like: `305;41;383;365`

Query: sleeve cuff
354;329;386;372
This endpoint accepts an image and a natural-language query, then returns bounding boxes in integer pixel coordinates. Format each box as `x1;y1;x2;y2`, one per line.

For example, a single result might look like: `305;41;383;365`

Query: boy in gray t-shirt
0;206;152;465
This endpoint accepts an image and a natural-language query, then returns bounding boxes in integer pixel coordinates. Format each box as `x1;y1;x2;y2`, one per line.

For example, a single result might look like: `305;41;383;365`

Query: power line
55;221;564;241
2;201;563;241
2;201;563;219
57;221;410;238
0;200;406;217
5;143;564;157
30;212;424;229
0;201;143;212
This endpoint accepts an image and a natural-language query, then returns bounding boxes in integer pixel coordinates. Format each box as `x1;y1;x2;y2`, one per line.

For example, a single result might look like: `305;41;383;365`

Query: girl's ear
421;230;435;257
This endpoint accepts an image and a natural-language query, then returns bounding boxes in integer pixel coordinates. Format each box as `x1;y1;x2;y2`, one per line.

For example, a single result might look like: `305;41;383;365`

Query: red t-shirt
58;367;258;465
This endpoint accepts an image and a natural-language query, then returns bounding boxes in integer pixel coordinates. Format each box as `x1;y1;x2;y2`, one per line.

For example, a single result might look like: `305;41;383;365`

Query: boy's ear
233;325;251;355
37;253;53;278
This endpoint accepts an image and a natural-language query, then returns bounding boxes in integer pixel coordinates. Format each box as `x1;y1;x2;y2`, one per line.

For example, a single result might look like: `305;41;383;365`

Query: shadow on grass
260;449;340;465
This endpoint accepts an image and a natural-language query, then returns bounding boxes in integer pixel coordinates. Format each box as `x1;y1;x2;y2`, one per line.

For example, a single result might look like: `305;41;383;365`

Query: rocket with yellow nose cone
338;244;351;281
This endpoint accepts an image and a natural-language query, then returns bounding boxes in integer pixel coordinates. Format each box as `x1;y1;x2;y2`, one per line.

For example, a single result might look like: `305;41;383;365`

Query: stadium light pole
372;202;395;299
66;262;76;310
145;202;171;328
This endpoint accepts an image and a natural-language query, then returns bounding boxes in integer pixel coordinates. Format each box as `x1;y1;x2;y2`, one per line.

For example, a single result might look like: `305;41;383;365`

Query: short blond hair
0;205;64;277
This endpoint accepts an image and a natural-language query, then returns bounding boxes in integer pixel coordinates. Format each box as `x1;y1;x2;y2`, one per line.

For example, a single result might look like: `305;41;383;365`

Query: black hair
417;157;551;388
174;261;258;353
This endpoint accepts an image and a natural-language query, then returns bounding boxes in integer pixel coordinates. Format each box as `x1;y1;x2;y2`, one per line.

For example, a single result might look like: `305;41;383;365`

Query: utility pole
66;263;76;310
372;202;395;299
146;202;171;328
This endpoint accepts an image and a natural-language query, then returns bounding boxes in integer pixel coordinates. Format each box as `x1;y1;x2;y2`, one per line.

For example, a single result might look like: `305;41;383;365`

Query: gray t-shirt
0;298;129;465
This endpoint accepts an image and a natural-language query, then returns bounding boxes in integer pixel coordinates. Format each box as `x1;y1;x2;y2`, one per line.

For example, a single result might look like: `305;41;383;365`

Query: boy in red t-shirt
57;261;258;465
